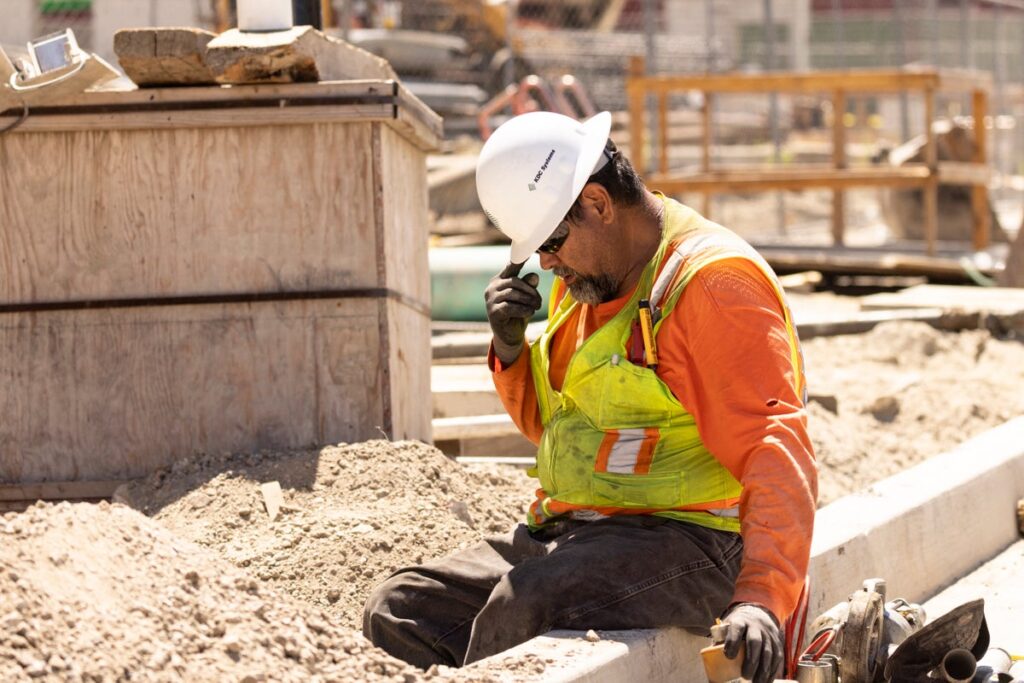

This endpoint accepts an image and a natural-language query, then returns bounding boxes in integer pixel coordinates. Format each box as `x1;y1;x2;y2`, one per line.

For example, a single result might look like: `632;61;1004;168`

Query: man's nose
538;251;559;270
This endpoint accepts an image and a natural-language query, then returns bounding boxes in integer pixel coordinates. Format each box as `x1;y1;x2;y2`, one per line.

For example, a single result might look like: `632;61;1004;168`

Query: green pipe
429;246;555;322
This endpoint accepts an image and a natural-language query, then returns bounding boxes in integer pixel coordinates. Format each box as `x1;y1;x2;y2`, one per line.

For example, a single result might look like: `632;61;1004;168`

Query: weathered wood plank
861;284;1024;315
647;166;932;194
114;27;217;86
260;481;283;521
0;122;390;305
432;414;517;441
205;27;396;84
0;299;405;484
0;80;441;149
375;125;433;440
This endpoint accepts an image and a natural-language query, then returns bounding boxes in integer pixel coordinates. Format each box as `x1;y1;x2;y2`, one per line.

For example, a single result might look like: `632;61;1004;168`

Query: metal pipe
795;656;839;683
941;648;978;683
977;649;1013;675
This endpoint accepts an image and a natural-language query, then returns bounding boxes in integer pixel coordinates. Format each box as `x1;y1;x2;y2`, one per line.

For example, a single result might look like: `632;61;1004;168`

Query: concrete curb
469;417;1024;682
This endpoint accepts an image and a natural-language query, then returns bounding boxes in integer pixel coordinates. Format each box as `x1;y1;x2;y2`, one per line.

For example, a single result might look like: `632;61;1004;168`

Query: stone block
114;27;217;86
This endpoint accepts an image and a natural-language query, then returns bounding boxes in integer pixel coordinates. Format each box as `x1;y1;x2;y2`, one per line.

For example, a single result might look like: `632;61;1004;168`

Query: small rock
223;633;242;655
189;493;211;509
24;659;47;678
448;501;476;529
867;395;900;423
584;629;601;642
326;589;341;604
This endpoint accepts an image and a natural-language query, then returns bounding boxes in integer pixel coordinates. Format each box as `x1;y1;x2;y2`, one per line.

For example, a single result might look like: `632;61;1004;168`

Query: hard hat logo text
529;150;556;191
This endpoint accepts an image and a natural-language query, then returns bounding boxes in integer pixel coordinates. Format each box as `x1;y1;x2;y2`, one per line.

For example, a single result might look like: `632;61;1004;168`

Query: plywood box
0;80;441;484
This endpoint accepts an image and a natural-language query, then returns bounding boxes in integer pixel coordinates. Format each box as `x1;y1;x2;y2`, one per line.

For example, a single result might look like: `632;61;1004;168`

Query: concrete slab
861;284;1024;316
467;417;1024;683
923;539;1024;655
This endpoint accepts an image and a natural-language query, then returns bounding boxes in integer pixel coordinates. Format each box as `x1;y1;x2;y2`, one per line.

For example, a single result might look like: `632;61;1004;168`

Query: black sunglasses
537;220;570;254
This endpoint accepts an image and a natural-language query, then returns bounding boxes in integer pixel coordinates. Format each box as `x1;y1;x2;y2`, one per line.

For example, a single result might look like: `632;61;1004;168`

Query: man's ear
580;182;614;225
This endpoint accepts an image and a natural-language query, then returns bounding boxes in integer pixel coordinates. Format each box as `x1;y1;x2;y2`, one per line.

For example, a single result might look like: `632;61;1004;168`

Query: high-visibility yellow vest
527;196;804;532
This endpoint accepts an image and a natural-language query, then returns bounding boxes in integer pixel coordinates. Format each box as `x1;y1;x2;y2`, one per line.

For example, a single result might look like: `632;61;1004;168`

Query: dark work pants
361;515;743;668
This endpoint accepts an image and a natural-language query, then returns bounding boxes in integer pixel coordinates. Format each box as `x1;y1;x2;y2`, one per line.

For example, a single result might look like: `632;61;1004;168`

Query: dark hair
565;139;645;223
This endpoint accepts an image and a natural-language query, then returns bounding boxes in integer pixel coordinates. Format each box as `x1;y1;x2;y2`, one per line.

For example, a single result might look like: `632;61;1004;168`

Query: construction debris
113;28;217;86
205;27;396;85
259;481;283;522
879;121;1007;244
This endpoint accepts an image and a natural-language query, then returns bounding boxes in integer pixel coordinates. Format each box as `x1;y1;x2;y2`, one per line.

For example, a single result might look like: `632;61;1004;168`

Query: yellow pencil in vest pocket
637;299;658;369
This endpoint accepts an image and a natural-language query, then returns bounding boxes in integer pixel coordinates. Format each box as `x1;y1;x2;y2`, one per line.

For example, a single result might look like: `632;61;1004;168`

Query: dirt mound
803;321;1024;505
6;321;1020;681
0;501;504;683
116;440;535;631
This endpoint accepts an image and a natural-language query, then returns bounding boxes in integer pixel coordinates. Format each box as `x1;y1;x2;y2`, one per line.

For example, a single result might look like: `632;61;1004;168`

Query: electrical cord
784;576;811;678
0;100;29;135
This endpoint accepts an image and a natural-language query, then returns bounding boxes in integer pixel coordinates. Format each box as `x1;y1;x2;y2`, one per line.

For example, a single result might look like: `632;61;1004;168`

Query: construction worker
363;111;817;683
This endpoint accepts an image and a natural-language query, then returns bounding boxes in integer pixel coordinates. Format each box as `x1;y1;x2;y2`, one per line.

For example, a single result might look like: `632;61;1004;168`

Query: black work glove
721;603;784;683
484;262;542;366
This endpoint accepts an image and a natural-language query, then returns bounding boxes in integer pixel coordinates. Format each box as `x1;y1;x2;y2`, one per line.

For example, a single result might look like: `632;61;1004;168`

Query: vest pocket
592;471;685;509
595;360;677;429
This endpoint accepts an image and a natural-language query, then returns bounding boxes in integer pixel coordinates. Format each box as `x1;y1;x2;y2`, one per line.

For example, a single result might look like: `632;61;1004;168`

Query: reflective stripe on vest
526;196;805;532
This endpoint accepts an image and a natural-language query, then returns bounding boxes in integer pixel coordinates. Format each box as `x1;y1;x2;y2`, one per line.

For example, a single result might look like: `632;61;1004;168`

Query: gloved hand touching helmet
484;262;542;366
720;603;784;683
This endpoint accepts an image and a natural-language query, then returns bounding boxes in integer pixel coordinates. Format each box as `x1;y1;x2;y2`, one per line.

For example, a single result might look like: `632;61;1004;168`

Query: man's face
537;192;620;305
551;261;618;305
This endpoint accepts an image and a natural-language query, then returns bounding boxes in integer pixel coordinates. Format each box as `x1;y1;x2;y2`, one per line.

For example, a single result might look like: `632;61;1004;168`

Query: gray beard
555;268;619;305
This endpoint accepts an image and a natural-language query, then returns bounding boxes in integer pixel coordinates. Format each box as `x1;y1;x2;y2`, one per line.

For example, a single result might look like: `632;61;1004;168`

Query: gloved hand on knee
720;603;783;683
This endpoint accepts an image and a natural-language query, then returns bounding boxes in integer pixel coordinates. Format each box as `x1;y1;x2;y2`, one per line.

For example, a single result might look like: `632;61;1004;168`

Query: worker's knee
361;572;414;639
362;571;473;669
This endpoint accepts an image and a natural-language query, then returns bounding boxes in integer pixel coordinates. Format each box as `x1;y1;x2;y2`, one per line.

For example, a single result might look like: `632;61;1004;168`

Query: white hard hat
476;110;613;264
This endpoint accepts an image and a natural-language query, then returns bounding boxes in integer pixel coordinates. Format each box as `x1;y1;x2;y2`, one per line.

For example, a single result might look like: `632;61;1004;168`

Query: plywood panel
375;126;432;443
378;125;431;308
0;298;384;483
385;298;432;442
0;122;383;304
315;312;386;443
0;80;442;147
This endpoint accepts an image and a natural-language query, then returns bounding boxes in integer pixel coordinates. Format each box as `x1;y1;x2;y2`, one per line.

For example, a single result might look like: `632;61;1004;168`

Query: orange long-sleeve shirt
490;254;818;623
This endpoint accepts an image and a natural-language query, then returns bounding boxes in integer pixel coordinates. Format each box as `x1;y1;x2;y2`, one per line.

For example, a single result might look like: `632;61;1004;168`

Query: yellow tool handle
638;299;658;368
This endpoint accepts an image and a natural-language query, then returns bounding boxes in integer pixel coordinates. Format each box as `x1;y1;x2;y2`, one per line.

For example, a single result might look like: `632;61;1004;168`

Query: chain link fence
5;0;1020;220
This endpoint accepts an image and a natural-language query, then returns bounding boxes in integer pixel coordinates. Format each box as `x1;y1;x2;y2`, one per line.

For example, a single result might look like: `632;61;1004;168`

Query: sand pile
116;440;535;630
5;319;1023;681
803;321;1024;504
0;501;509;683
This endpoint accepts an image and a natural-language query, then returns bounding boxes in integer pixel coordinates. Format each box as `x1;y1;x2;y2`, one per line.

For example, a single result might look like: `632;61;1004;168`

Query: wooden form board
0;81;438;486
626;61;992;256
2;122;379;305
0;298;431;483
860;284;1024;315
0;80;442;151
